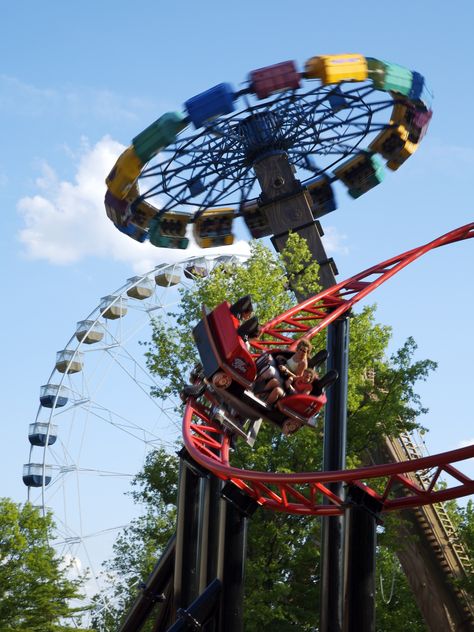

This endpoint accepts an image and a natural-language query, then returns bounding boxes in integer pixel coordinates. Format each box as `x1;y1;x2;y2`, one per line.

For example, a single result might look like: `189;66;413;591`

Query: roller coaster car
188;299;337;439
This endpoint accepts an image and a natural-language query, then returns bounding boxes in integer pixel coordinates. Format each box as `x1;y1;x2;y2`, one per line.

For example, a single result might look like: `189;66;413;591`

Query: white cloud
17;137;250;273
0;74;154;122
16;134;345;273
321;224;349;256
458;438;474;448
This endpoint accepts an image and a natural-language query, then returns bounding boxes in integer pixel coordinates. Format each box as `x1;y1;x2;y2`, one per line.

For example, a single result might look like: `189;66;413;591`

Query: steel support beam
118;534;175;632
167;578;222;632
343;485;383;632
173;451;208;617
319;315;349;632
253;150;345;631
219;482;259;632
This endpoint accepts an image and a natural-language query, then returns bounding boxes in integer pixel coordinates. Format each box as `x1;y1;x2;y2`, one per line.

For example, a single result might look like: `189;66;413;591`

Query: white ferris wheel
23;253;247;601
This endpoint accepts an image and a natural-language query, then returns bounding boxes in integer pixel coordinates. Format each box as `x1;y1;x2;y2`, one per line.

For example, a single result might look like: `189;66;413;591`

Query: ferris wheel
23;253;247;595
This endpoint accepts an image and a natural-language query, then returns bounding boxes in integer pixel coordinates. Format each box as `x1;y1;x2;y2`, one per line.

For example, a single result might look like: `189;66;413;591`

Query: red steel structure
182;223;474;516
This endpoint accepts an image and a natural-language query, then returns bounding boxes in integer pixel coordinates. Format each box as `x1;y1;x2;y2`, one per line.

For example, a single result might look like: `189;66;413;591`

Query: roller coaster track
182;223;474;516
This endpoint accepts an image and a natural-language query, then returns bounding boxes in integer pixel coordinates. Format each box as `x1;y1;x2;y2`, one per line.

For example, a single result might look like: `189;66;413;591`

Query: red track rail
251;222;474;351
183;400;474;515
182;224;474;515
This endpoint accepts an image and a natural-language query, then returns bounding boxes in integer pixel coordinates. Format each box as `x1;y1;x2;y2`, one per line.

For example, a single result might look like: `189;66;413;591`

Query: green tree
0;498;91;632
95;235;442;630
457;501;474;563
454;500;474;595
441;497;474;595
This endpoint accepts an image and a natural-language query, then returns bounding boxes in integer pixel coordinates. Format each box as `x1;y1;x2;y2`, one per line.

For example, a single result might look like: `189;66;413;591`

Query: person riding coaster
256;339;312;404
182;296;338;438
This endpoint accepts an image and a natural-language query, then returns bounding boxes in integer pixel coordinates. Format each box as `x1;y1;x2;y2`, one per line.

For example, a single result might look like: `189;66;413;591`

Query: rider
284;367;316;395
259;339;312;404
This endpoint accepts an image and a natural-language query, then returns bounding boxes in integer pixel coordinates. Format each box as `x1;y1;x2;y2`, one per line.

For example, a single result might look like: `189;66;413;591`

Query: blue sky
2;0;473;590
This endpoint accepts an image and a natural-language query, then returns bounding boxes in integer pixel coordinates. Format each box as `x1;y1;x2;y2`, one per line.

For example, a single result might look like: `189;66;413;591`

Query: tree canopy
0;498;91;632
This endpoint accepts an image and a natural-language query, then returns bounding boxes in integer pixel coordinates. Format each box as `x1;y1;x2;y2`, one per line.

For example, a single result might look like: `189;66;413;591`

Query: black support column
219;482;259;632
200;474;225;591
167;578;222;632
118;534;176;632
319;315;349;632
173;451;208;617
343;485;383;632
